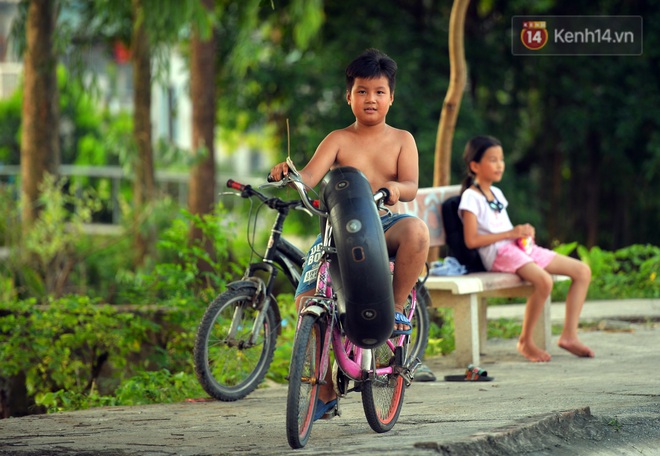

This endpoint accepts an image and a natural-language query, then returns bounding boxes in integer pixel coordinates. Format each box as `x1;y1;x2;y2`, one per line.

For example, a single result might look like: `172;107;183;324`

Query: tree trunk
131;0;155;266
20;0;59;227
0;372;44;418
188;0;217;279
430;0;469;261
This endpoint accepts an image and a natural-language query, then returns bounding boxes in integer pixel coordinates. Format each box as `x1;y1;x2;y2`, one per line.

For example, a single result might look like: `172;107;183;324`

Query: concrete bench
397;185;568;367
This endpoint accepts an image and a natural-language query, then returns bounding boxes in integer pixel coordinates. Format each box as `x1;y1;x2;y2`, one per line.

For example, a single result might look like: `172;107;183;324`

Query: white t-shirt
458;187;514;270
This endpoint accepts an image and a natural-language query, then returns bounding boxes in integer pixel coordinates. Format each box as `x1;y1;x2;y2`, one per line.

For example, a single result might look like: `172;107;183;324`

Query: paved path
1;301;660;455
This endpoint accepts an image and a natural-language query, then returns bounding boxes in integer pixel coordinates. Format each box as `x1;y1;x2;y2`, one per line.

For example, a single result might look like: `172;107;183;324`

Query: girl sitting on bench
459;135;594;362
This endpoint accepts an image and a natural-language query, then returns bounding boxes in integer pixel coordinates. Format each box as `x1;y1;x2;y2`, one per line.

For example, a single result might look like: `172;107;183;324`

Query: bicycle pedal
408;357;422;374
402;357;422;386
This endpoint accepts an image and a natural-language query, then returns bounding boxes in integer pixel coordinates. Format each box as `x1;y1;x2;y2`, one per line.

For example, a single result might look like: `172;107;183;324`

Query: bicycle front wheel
286;314;324;449
194;284;277;402
361;343;405;433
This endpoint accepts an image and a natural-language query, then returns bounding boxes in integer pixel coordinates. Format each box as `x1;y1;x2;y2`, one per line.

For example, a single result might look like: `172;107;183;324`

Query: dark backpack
441;195;486;273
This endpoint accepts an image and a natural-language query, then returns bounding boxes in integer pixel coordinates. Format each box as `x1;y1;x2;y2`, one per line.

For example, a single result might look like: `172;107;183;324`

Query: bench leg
452;294;480;368
532;296;552;350
479;298;488;355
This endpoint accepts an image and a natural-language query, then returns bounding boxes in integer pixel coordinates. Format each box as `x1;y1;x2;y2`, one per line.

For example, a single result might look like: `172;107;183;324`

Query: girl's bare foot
517;340;552;362
558;337;595;358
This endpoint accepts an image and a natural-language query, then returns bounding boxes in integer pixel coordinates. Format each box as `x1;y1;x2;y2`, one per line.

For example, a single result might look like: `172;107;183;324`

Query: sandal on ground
313;398;339;421
444;364;494;382
413;363;436;382
392;312;413;336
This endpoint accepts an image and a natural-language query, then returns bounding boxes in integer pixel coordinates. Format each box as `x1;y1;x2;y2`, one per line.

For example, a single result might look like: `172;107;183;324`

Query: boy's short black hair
345;48;397;93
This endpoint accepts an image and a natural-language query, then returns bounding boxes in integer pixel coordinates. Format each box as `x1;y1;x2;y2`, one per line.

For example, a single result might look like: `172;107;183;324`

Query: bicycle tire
286;314;323;449
194;283;277;402
361;343;405;433
409;282;431;363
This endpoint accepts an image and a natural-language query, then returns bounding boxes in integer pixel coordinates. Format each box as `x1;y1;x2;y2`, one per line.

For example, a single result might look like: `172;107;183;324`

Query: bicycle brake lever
285;157;301;176
262;158;302;188
294;206;314;217
259;177;289;190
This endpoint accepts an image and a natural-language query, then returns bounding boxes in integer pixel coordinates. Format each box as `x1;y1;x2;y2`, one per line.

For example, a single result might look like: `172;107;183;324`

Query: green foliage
5;175;103;299
550;243;660;302
488;318;523;340
0;296;158;402
0;89;21;164
39;369;205;412
268;293;296;383
607;417;622;432
116;203;234;305
425;309;454;356
112;369;205;406
0;64;126;168
216;0;660;250
577;244;660;300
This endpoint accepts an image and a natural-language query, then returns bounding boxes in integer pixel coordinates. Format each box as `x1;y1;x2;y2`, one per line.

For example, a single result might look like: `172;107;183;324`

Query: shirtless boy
269;48;430;419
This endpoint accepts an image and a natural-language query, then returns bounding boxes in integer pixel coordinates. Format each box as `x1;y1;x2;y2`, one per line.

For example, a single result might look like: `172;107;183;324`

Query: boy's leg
515;262;554;362
384;217;430;332
544;254;594;358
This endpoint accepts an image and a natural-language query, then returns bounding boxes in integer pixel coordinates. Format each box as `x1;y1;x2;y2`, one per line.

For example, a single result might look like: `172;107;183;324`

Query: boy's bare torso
326;124;410;193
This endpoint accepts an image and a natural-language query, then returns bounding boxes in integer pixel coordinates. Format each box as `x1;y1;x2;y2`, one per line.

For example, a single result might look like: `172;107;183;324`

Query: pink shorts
490;242;557;274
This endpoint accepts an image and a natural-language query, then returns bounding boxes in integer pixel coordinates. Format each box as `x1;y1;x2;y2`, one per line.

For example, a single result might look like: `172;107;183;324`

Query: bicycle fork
226;277;271;348
296;297;335;387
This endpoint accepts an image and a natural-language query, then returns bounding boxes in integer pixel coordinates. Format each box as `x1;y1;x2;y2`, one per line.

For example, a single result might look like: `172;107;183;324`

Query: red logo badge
521;21;549;51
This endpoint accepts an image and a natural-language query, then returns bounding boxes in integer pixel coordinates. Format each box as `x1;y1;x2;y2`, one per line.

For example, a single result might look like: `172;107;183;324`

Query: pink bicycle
268;161;421;449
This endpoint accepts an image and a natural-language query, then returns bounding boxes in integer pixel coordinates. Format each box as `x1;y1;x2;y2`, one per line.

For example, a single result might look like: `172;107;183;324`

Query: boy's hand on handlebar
268;162;289;182
383;183;400;206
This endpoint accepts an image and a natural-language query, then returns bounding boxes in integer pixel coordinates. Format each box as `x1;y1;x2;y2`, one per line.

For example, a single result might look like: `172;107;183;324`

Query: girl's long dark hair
461;135;502;193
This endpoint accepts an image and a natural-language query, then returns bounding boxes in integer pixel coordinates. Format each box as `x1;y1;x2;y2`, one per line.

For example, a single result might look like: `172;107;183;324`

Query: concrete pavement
1;300;660;455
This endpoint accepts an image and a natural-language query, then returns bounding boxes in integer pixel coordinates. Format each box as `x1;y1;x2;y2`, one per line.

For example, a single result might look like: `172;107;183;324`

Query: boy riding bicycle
269;48;430;419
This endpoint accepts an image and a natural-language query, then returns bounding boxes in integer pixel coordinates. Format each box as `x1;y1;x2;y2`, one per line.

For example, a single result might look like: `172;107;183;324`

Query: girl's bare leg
515;262;553;362
385;218;430;332
545;255;594;358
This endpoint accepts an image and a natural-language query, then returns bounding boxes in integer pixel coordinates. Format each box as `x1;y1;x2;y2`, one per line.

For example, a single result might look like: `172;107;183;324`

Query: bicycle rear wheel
409;282;430;363
361;343;405;433
194;283;277;402
286;314;324;449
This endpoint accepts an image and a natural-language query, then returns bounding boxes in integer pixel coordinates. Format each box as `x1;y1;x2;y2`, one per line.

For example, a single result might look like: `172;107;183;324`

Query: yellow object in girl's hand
517;236;534;254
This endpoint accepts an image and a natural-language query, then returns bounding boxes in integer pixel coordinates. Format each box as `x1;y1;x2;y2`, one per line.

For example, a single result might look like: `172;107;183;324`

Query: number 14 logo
521;21;548;50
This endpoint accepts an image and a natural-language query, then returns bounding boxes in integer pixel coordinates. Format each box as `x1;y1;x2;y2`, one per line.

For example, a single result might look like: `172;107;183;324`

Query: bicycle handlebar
232;159;391;217
226;178;307;214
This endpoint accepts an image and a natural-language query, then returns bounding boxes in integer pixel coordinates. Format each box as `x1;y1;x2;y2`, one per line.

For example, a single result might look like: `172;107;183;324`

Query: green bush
38;369;206;412
0;296;158;403
550;243;660;301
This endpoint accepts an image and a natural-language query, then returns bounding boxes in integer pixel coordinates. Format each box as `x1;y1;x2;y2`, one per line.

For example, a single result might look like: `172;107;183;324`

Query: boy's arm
385;131;418;204
268;132;339;187
298;132;340;188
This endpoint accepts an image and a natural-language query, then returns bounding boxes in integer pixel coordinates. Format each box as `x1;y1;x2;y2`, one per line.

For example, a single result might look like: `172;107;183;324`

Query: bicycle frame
298;235;418;387
229;182;307;343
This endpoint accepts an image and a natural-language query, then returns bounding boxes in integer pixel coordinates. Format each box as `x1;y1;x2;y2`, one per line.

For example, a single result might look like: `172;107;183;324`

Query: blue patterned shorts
295;212;412;296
